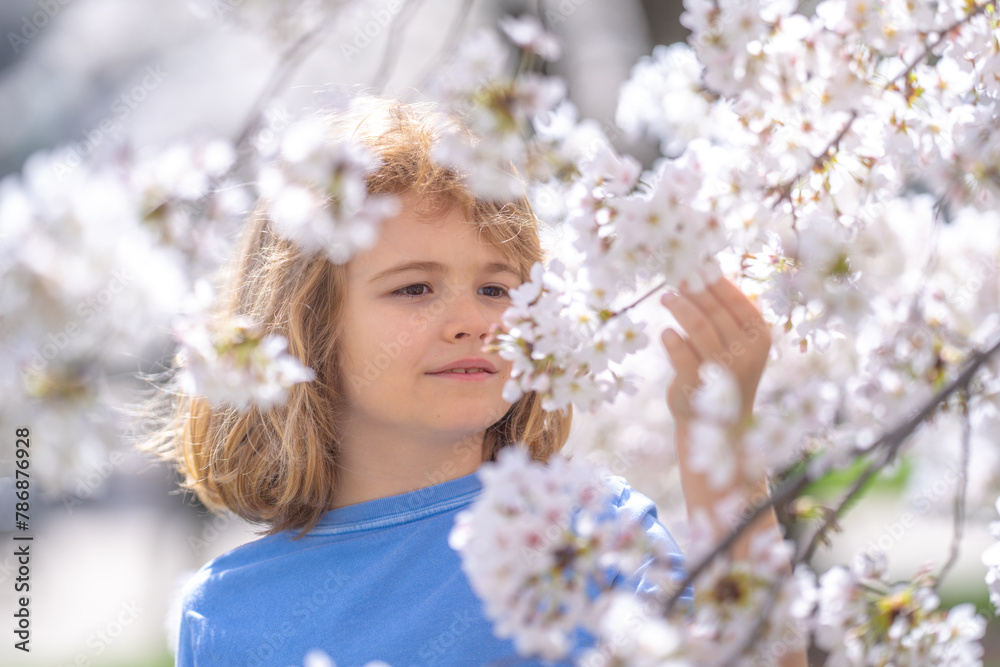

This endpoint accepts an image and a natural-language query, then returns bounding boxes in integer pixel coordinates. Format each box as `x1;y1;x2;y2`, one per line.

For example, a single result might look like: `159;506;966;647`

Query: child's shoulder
181;528;296;603
595;471;662;520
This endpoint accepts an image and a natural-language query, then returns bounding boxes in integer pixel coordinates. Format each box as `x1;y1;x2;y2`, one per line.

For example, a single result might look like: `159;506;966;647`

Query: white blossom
258;116;400;264
813;554;988;665
172;282;315;410
449;446;682;661
499;13;561;61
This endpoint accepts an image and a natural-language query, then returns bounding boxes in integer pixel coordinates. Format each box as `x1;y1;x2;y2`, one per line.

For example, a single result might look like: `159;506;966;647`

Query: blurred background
0;0;996;665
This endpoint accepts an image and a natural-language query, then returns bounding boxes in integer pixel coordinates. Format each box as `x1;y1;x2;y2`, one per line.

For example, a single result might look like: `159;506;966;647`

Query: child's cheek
408;310;428;332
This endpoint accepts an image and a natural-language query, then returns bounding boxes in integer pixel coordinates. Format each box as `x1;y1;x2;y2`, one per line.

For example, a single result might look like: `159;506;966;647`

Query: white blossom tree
2;0;999;664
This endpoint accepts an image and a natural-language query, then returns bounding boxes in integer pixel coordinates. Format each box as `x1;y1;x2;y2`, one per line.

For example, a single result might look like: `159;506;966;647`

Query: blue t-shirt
175;468;689;667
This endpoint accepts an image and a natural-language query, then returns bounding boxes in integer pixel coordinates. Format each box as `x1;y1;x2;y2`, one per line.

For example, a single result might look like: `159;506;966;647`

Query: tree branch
766;3;989;212
800;337;999;562
891;4;990;85
663;333;1000;614
233;12;340;149
417;0;476;89
372;0;425;91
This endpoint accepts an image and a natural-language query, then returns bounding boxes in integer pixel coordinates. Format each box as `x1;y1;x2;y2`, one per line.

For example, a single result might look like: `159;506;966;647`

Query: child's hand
659;277;771;424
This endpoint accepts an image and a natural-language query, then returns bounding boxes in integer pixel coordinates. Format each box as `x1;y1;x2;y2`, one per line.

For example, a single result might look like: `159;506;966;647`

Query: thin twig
891;4;990;85
768;109;858;208
937;393;971;585
766;3;989;212
233;12;340;148
799;337;1000;562
797;448;887;563
417;0;475;89
372;0;425;91
610;276;671;320
664;471;812;614
720;575;787;667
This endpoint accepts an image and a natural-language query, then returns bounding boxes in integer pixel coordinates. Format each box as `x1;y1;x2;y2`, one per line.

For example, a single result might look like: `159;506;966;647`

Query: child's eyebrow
367;260;520;284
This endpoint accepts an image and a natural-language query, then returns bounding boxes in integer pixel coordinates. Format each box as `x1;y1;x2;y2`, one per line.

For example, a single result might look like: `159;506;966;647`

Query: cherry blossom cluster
130;138;250;274
427;14;624;220
448;446;685;661
451;447;813;664
803;554;986;665
428;16;573;199
454;445;992;665
0;132;302;485
608;0;1000;481
743;195;1000;482
488;258;649;413
488;142;728;412
172;281;315;410
257;114;400;264
0;149;189;490
581;534;814;665
676;0;1000;212
682;540;813;664
616;0;1000;353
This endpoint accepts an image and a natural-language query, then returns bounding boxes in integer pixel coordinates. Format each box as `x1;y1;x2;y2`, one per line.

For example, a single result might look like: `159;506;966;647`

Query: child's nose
443;291;493;342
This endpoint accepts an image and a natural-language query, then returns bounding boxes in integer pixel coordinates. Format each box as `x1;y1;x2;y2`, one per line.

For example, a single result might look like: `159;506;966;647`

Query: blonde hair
138;98;572;537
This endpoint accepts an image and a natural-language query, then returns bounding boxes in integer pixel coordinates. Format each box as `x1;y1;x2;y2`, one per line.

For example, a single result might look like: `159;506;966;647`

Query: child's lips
427;369;496;380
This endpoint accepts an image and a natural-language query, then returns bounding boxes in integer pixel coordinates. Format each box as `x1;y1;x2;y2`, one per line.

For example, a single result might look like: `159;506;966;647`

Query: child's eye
391;284;510;299
480;285;509;299
393;284;430;297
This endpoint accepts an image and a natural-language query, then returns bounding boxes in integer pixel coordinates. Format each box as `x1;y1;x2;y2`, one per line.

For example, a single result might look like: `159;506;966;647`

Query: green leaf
804;455;912;503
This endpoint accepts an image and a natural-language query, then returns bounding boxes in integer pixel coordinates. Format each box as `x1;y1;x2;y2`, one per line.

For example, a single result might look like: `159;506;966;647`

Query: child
143;97;786;666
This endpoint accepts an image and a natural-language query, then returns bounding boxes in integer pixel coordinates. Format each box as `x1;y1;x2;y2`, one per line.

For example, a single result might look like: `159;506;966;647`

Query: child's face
340;193;520;448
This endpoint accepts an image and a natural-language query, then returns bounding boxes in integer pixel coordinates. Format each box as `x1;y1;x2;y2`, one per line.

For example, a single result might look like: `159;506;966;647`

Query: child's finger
661;292;725;363
661;327;700;379
677;283;743;348
705;278;766;331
